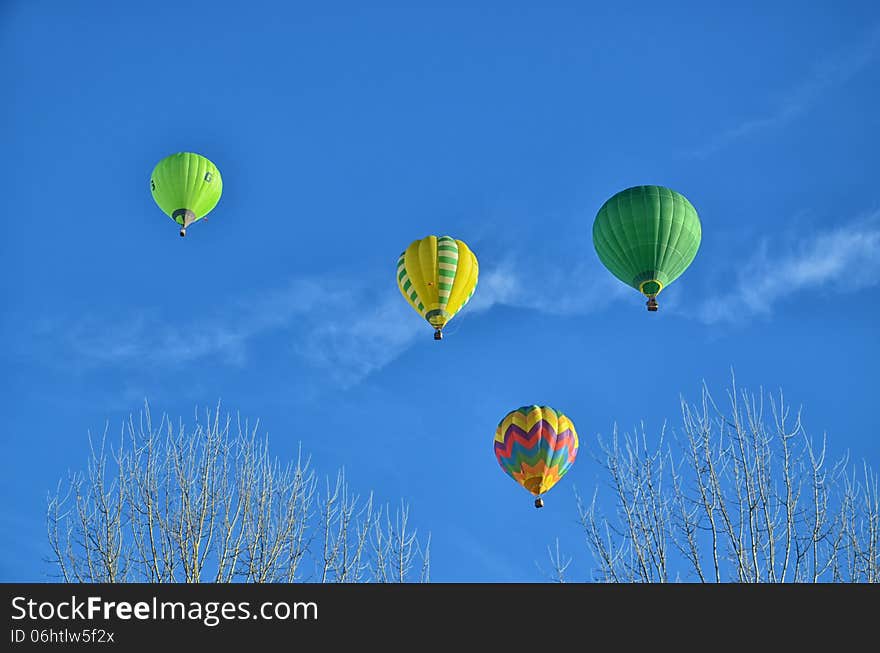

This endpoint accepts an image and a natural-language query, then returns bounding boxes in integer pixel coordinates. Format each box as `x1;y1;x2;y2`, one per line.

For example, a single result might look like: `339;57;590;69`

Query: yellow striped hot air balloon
396;235;479;340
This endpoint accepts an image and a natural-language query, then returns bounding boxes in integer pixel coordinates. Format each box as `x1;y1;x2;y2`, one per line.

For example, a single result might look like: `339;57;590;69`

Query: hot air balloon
494;405;579;508
150;152;223;237
593;185;701;311
396;235;478;340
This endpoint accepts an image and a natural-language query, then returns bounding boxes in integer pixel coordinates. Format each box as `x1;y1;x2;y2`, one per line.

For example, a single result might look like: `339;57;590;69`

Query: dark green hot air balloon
593;185;702;311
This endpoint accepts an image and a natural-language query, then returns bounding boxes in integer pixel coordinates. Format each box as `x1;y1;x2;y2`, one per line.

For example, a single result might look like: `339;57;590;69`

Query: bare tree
47;402;430;583
536;538;573;583
552;375;879;582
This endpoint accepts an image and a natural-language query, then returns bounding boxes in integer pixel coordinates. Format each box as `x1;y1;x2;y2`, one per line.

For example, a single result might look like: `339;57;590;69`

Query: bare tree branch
47;402;430;583
565;376;876;583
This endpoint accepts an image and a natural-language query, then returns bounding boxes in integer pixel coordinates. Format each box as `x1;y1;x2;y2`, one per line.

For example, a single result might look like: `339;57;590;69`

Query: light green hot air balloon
150;152;223;237
593;185;701;311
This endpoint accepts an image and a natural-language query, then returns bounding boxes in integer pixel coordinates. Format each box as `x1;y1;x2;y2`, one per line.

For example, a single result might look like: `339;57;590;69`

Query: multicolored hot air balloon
593;185;701;311
396;235;478;340
150;152;223;237
494;405;579;508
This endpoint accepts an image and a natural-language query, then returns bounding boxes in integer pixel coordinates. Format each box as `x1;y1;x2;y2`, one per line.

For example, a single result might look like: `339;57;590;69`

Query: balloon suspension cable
646;297;658;312
534;496;544;509
434;329;443;341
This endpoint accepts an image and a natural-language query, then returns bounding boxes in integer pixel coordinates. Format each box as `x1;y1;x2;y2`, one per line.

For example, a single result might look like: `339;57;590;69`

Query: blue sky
1;0;879;582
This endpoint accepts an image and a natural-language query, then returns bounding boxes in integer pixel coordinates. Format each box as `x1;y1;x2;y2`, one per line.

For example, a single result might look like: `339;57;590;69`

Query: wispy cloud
467;258;628;316
33;249;625;388
696;212;880;324
687;24;880;158
39;210;876;384
42;279;342;368
295;255;625;385
294;295;422;387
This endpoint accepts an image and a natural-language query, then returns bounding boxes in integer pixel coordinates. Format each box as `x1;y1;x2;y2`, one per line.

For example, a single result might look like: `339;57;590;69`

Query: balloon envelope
494;405;578;497
396;235;478;338
150;152;223;232
592;185;701;306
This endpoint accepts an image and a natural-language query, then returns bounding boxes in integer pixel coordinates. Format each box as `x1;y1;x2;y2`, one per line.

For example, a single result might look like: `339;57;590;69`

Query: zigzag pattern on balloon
497;450;572;486
494;423;577;463
495;425;577;480
510;460;560;495
494;405;579;496
494;405;575;442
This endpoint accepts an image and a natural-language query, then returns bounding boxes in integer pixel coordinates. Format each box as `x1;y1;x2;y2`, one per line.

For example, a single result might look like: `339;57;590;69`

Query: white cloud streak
687;24;880;158
696;213;880;324
467;257;628;316
40;210;879;385
39;250;624;388
49;279;342;368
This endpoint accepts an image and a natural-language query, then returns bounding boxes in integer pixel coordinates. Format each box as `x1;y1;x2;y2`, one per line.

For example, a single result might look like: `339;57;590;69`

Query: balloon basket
646;297;658;312
534;497;544;509
433;329;443;341
179;228;186;237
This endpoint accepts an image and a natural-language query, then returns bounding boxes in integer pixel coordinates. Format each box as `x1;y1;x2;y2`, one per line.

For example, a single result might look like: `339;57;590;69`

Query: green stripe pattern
436;236;459;314
396;252;425;314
